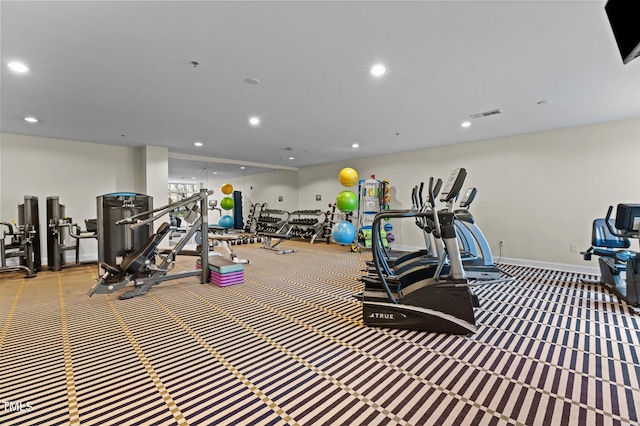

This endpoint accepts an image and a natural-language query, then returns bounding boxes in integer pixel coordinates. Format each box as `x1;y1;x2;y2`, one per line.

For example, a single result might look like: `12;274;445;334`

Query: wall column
142;145;169;229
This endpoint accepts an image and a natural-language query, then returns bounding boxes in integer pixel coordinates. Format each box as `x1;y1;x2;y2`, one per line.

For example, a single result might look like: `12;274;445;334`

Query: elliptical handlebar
429;177;443;238
411;185;418;210
427;178;443;211
433;179;443;201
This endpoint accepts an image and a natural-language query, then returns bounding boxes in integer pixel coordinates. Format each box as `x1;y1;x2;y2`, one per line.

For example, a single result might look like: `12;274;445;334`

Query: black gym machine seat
98;222;172;283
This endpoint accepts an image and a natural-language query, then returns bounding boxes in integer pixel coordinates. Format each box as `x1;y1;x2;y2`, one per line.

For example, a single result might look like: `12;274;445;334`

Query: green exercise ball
220;197;234;210
336;190;358;213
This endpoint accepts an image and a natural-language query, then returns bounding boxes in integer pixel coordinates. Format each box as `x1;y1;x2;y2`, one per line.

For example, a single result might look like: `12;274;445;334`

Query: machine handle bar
604;205;625;238
117;189;213;229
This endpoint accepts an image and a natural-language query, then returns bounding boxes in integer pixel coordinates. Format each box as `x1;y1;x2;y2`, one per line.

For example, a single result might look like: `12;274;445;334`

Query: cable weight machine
88;189;212;299
0;196;40;278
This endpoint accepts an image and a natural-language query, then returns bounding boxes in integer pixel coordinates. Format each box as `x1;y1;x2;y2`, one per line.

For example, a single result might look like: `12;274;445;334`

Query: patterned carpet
1;240;639;425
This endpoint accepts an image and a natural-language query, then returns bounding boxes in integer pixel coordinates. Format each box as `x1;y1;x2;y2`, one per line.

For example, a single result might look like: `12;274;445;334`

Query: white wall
1;132;144;265
3;117;640;270
297;117;640;269
195;170;299;227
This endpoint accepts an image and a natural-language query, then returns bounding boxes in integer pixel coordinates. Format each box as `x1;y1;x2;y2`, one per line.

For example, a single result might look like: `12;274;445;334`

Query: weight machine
0;196;40;278
88;189;212;299
46;196;98;271
97;192;153;268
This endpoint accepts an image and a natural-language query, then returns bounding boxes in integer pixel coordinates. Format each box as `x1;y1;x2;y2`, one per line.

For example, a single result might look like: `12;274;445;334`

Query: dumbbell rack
323;204;354;245
244;202;267;234
286;210;327;244
256;209;289;234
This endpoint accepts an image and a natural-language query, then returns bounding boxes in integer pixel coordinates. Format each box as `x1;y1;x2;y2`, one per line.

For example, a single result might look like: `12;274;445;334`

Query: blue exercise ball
219;215;234;229
332;221;356;245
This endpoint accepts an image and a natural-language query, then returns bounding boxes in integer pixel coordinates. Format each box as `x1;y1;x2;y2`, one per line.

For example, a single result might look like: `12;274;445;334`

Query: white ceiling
2;1;639;181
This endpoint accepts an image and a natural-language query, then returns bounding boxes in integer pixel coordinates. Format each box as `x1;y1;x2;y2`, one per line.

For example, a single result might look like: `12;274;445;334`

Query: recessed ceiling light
24;117;38;123
537;100;551;105
240;166;246;170
8;62;28;72
249;117;260;126
352;143;360;148
288;157;295;160
370;64;386;77
191;177;196;180
244;77;259;85
461;121;472;128
213;172;218;175
194;141;203;147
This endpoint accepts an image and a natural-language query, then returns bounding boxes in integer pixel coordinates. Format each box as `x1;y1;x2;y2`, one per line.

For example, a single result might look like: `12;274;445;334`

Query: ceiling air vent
470;109;502;119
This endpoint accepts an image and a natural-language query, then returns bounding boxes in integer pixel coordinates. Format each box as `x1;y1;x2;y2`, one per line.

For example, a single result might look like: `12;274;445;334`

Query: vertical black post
233;190;244;230
46;196;63;271
21;196;41;271
200;189;210;284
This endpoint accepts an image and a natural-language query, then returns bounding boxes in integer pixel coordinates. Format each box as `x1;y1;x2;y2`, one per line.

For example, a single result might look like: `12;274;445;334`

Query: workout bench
208;234;250;264
260;233;295;255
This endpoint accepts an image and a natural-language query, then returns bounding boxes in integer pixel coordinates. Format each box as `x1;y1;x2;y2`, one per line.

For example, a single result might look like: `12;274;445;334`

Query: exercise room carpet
1;240;639;425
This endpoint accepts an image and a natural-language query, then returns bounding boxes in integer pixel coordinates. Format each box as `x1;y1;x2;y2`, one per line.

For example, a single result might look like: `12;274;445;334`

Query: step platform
196;256;245;286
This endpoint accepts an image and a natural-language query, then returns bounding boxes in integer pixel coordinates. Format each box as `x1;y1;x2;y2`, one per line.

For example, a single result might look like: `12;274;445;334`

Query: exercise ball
383;223;393;232
220;197;234;210
219;215;234;229
386;233;395;243
339;167;359;187
332;221;356;245
336;190;358;213
221;183;234;195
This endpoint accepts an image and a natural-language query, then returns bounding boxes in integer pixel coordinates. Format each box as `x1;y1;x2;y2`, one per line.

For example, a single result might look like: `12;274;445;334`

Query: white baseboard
497;257;600;276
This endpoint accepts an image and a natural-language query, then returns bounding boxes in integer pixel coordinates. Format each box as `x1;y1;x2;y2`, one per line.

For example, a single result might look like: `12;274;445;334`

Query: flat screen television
605;0;640;64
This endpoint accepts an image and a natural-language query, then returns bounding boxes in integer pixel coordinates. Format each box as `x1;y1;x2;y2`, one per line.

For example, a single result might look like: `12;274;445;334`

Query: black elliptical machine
362;168;478;335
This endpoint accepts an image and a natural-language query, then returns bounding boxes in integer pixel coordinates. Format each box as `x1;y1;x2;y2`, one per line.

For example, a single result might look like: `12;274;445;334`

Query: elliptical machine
582;203;640;313
362;168;478;335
